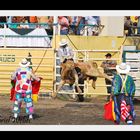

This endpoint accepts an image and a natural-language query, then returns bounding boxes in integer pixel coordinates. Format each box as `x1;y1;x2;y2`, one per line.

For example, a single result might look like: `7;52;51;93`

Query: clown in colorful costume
112;74;135;96
11;58;40;119
111;63;136;124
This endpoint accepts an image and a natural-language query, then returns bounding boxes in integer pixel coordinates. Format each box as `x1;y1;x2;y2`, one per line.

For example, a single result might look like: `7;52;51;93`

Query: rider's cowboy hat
116;63;130;74
59;39;68;46
19;58;30;68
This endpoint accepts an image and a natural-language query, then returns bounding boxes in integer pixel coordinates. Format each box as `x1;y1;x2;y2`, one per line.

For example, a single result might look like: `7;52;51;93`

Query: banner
0;28;51;47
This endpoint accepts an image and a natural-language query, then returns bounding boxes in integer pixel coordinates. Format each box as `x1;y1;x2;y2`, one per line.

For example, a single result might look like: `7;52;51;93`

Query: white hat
59;39;68;46
116;63;130;74
19;58;30;68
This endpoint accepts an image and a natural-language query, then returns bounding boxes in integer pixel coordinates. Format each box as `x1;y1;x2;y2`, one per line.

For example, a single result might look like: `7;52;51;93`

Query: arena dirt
0;94;140;125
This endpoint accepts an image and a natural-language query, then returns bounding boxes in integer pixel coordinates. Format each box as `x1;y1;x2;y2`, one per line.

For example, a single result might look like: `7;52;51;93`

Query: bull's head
61;60;76;80
64;60;75;70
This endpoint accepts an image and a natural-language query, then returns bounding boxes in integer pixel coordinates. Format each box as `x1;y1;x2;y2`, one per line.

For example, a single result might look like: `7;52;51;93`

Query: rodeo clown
111;62;136;124
11;58;40;119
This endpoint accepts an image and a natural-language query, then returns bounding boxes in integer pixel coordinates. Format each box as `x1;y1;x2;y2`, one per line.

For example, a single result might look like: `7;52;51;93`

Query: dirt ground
0;94;140;125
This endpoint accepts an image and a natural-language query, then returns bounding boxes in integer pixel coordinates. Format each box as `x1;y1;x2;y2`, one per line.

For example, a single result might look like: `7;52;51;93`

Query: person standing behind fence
100;53;117;101
58;16;69;35
135;16;140;35
68;16;83;35
29;16;38;28
11;58;40;119
84;16;98;36
124;16;133;36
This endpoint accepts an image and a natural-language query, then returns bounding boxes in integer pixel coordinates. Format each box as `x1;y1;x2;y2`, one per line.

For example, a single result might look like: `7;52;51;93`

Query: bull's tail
100;73;112;82
97;68;112;82
101;73;112;82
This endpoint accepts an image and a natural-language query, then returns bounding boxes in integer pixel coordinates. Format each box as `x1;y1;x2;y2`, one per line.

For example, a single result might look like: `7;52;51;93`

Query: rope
66;34;85;57
111;36;127;57
34;38;52;73
34;49;48;73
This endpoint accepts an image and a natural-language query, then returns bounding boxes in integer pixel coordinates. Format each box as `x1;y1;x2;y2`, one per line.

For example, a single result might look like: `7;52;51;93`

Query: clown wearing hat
11;58;40;119
111;62;136;124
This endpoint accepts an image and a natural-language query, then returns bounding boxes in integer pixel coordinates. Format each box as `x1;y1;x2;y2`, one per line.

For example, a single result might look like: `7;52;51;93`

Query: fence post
4;23;7;48
53;16;58;36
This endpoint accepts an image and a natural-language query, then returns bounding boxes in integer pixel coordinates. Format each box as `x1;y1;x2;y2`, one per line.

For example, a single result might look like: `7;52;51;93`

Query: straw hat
116;63;130;74
59;39;68;46
19;58;30;68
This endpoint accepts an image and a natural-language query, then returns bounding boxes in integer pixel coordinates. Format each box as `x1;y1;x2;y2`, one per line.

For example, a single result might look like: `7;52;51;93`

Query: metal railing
0;22;104;36
123;50;140;96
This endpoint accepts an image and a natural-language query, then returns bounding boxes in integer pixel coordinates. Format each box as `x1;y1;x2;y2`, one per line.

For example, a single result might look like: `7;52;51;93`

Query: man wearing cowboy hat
57;38;74;63
57;38;75;74
11;58;40;119
111;62;136;124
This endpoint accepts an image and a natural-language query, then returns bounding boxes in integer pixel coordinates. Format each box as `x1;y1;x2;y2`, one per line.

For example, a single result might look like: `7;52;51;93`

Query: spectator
135;16;140;35
37;16;54;38
78;16;85;35
124;16;133;36
16;16;23;23
68;16;82;35
112;63;136;124
58;16;69;35
19;17;29;28
29;16;38;23
8;16;18;28
47;16;54;25
93;16;101;25
11;58;40;119
37;16;48;23
24;16;30;23
0;16;7;28
130;16;138;35
37;16;49;28
29;16;38;28
46;16;54;38
7;16;12;28
85;16;98;36
100;53;117;101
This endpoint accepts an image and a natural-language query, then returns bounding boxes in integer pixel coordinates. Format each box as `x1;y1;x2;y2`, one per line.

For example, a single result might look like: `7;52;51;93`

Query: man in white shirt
57;38;74;64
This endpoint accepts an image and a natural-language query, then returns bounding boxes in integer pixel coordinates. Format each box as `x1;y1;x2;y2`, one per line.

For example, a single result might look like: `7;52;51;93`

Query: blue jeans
60;29;68;35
